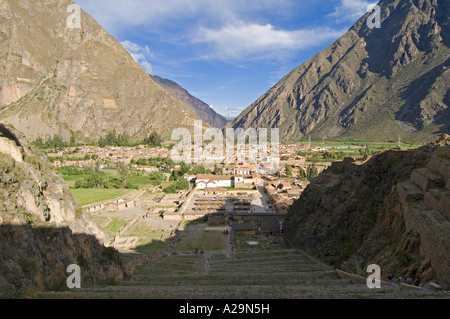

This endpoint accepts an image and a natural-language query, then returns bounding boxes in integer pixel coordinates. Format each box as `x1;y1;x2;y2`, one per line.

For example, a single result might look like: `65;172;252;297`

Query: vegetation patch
104;217;129;236
71;189;128;206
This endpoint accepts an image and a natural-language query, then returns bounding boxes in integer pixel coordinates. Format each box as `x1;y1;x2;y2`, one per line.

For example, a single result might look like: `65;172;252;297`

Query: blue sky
74;0;376;119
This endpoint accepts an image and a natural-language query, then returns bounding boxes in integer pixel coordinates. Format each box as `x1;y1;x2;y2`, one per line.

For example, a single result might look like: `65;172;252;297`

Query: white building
233;164;258;176
196;174;233;189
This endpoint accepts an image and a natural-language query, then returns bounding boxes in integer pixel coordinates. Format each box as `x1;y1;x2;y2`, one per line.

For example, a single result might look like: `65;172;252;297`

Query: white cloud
329;0;378;22
75;0;295;32
120;40;154;74
76;0;346;63
193;21;346;61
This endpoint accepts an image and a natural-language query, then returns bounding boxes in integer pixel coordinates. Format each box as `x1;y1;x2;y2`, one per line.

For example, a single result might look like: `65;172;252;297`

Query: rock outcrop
229;0;449;142
0;0;204;143
0;124;124;298
285;137;450;288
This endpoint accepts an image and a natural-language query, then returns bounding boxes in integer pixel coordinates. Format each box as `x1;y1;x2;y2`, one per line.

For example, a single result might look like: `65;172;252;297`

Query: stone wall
285;142;450;289
402;205;450;287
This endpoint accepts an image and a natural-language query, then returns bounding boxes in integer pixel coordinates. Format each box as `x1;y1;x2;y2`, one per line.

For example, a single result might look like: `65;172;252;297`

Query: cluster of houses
85;198;136;214
278;154;329;178
191;173;262;191
231;219;283;237
51;143;333;217
264;178;310;214
184;164;262;192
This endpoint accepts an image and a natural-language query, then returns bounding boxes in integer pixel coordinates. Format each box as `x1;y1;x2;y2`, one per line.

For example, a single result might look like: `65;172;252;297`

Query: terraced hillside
38;235;446;299
285;140;450;288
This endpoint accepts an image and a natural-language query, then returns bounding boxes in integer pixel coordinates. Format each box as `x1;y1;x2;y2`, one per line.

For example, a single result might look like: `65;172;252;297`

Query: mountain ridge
229;0;449;142
0;0;205;143
150;75;229;128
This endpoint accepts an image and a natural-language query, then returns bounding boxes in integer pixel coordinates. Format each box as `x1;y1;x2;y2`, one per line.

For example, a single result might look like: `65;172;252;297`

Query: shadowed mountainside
285;137;450;288
0;123;125;297
151;75;229;128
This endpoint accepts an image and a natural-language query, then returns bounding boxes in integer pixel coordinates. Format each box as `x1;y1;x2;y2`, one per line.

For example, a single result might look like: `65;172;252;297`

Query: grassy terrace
37;228;442;299
60;167;183;206
62;169;156;189
298;140;422;151
70;189;129;206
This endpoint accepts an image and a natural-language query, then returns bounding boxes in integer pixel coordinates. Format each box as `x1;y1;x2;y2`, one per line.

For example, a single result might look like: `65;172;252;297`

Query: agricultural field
70;189;129;206
58;167;177;206
306;140;421;151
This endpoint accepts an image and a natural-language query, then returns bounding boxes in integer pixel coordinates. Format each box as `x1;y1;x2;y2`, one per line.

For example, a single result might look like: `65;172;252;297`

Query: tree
170;168;187;181
146;131;162;148
117;133;130;146
298;168;307;180
192;165;208;175
136;158;148;166
163;185;178;194
117;162;129;187
179;161;191;175
148;172;163;186
175;179;190;190
98;130;134;147
98;131;117;148
214;164;223;175
285;165;293;177
307;164;319;181
79;165;106;189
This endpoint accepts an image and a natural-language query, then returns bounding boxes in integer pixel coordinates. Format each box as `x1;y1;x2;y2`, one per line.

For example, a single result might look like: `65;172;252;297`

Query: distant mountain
225;116;236;122
0;0;204;142
229;0;449;143
151;75;229;128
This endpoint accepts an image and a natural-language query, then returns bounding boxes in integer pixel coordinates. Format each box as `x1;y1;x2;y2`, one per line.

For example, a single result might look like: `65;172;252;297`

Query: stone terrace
397;154;450;286
39;237;447;299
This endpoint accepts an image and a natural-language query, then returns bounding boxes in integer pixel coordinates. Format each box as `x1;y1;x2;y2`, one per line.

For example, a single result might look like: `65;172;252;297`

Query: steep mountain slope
151;75;229;128
0;0;204;142
285;137;450;288
230;0;449;142
0;124;124;297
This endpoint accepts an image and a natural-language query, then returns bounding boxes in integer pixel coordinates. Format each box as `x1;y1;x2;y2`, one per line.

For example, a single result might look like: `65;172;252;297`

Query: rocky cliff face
230;0;449;142
285;136;450;288
151;75;229;128
0;0;204;142
0;124;124;297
